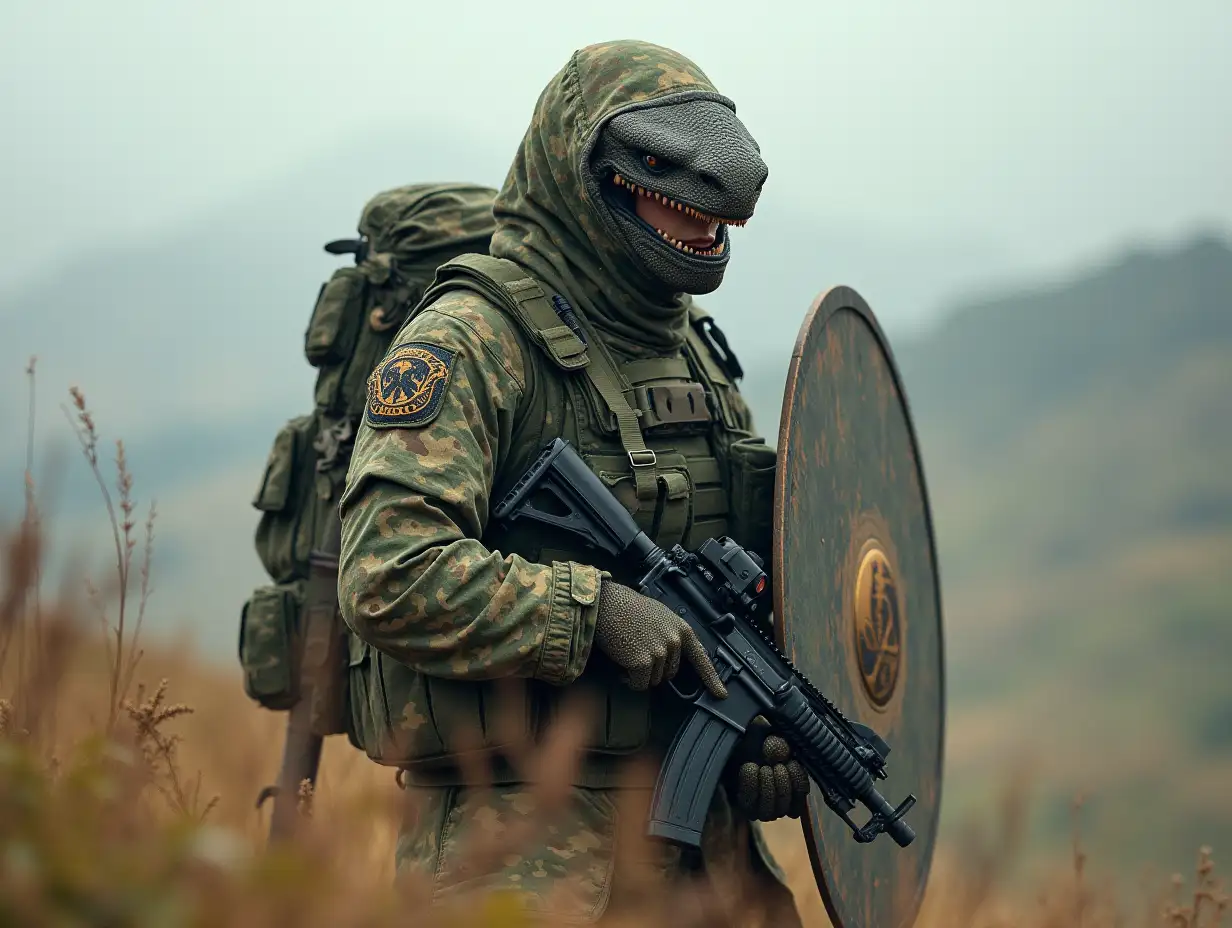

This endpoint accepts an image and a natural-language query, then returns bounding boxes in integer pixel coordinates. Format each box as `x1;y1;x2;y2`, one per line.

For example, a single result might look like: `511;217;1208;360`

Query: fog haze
2;2;1231;875
3;0;1230;302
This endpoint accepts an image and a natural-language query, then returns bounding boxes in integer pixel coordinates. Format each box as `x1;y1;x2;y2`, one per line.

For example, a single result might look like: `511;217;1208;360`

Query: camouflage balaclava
490;40;757;355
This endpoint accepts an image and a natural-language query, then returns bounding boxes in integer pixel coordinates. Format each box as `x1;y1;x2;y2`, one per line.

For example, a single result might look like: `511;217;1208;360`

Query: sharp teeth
655;192;662;202
614;175;623;186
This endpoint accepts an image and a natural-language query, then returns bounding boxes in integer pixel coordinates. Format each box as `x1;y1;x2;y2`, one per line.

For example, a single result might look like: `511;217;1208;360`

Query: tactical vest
344;255;778;787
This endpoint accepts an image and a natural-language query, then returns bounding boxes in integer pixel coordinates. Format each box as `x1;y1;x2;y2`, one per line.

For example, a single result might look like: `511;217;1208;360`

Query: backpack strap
683;302;748;430
685;303;745;383
425;254;589;371
422;254;659;501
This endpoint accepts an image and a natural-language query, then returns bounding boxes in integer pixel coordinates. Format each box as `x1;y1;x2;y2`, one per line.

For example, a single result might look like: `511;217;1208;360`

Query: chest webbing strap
425;254;659;501
434;254;590;372
683;304;744;430
620;357;693;383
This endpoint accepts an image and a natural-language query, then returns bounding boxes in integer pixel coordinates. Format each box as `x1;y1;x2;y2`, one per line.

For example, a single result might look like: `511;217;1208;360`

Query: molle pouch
239;582;302;710
589;450;694;549
726;436;777;562
631;382;713;438
683;455;729;547
570;667;653;755
345;635;539;770
313;363;347;416
304;268;366;368
252;415;320;584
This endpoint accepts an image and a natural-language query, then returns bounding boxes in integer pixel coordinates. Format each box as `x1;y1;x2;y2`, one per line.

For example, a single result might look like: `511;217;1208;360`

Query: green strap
579;346;659;500
683;311;731;387
683;310;741;428
436;254;589;371
431;255;660;501
621;357;692;384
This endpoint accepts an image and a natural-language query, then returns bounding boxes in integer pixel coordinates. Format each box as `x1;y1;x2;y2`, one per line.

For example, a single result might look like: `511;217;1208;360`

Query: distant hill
889;235;1232;876
898;234;1232;574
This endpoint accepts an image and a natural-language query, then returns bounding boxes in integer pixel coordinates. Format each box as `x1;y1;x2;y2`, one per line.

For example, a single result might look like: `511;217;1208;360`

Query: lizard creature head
491;41;767;350
587;98;767;295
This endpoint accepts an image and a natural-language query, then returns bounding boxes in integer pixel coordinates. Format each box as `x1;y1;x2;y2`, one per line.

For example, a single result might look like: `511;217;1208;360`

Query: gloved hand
729;716;810;821
594;581;728;699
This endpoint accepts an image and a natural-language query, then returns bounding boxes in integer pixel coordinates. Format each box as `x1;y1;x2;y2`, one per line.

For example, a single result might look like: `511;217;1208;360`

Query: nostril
697;169;723;190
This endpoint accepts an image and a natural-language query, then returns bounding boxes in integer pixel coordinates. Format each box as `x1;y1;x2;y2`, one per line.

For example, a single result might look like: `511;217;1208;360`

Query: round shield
772;286;945;928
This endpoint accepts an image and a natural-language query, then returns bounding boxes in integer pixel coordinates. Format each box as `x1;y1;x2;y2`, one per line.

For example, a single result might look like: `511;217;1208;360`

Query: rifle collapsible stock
493;438;917;850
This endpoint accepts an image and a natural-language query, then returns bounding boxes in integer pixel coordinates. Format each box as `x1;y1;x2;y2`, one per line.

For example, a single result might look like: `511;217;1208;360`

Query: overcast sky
2;0;1230;294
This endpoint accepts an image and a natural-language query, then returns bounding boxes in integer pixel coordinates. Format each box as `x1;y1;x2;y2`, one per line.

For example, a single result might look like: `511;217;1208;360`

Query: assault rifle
494;438;917;849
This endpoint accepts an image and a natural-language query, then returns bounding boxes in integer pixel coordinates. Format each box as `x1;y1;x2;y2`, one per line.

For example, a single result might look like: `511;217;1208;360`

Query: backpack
238;184;498;719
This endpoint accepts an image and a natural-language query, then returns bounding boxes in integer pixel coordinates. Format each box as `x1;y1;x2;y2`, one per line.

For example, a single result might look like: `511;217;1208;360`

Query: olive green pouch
238;582;302;710
304;268;366;367
345;633;540;771
726;436;777;561
252;415;320;585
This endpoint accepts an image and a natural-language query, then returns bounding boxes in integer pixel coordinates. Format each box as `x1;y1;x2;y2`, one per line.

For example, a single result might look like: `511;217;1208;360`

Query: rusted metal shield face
773;286;945;928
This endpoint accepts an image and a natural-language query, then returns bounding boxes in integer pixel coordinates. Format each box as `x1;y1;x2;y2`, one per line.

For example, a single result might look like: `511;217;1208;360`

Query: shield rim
771;285;947;928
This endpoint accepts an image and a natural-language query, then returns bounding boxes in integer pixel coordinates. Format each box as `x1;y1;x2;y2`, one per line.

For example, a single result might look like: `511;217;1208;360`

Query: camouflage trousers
394;778;802;926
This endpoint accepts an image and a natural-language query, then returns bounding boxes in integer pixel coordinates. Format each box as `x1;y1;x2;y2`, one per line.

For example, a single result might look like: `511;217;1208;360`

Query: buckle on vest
628;449;658;469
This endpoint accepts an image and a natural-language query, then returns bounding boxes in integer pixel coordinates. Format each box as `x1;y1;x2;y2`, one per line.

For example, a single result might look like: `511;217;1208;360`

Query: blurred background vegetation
1;0;1229;920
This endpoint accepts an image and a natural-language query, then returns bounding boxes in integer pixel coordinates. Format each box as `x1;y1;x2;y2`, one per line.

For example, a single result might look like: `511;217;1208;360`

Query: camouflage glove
594;581;728;699
728;716;810;821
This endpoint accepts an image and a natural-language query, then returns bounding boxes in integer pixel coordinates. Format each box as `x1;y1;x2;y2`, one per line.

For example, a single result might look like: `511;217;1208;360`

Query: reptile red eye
642;153;669;174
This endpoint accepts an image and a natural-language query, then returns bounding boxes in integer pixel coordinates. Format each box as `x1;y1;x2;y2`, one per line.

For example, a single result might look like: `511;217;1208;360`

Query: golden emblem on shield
853;543;902;707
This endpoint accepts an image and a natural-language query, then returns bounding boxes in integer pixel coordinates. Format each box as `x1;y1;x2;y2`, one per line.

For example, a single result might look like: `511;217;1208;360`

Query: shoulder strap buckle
628;449;658;469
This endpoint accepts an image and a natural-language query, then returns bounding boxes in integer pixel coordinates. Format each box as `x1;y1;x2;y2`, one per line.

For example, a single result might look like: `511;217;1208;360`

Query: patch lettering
365;343;456;428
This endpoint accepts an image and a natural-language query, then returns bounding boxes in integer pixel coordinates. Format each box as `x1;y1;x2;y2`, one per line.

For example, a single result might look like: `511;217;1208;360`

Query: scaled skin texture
338;40;798;924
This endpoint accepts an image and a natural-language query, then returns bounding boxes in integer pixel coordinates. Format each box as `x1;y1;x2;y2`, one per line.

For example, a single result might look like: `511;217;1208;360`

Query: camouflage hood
490;40;735;354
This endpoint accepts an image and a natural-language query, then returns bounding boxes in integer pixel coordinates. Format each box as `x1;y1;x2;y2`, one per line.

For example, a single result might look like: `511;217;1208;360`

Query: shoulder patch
365;342;456;429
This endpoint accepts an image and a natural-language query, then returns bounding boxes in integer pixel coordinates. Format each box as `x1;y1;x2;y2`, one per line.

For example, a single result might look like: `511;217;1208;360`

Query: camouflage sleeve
337;291;601;685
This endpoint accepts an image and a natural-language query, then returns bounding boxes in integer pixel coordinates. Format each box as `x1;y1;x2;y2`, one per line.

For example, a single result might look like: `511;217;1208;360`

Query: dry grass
0;377;1227;927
